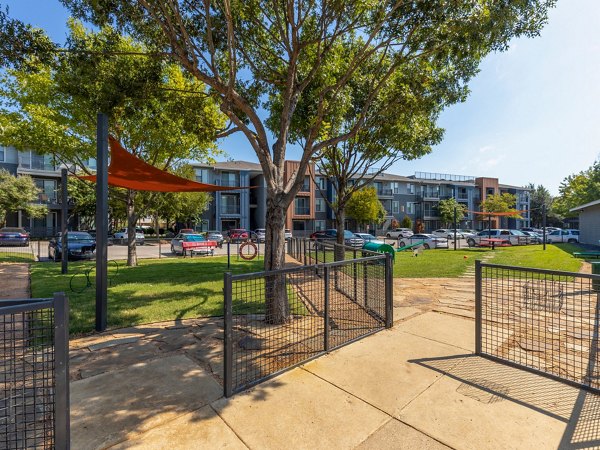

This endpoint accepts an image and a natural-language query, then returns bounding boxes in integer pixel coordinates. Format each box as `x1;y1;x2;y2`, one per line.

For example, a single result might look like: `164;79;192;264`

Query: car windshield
184;234;205;242
67;232;93;241
343;230;356;238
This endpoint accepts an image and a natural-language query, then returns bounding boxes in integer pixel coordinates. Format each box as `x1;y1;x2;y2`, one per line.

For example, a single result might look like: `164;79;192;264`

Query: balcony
220;205;241;215
220;179;240;188
294;207;311;215
36;194;58;204
377;188;393;197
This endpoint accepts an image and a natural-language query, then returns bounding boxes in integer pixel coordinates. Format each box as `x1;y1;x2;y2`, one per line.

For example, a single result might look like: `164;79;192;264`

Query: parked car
354;233;384;245
113;228;145;245
178;228;198;234
48;231;96;261
521;227;543;234
205;231;224;247
546;229;580;243
171;233;215;255
228;228;249;243
253;228;266;243
459;229;477;239
398;234;448;249
285;229;293;241
467;229;530;247
432;229;465;240
310;229;364;248
546;227;562;233
87;229;114;246
0;227;30;246
386;228;413;239
521;231;543;244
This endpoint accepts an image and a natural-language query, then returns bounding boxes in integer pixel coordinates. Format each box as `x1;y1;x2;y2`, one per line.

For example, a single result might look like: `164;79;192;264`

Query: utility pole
60;168;68;274
453;206;457;251
96;113;109;332
542;203;547;251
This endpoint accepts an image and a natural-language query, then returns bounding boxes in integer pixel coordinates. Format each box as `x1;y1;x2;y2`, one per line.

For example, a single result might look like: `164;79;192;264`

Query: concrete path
69;311;598;449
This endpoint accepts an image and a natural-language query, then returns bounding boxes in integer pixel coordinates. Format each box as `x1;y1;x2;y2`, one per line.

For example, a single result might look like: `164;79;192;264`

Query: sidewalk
69;307;598;449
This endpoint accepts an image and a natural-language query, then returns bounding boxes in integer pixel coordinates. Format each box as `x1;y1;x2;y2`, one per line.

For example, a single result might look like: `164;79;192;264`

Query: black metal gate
1;293;70;449
476;261;600;394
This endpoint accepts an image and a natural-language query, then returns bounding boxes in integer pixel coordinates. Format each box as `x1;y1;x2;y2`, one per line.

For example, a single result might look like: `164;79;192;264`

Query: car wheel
423;243;430;250
399;241;406;247
386;233;391;238
467;238;475;247
567;238;577;243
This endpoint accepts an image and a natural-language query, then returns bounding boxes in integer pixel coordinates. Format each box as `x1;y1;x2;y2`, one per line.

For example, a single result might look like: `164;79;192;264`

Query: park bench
182;240;217;257
573;252;600;259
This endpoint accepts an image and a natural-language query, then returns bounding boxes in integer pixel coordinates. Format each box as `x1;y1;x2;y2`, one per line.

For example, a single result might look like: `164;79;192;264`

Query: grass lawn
31;256;264;335
394;243;583;277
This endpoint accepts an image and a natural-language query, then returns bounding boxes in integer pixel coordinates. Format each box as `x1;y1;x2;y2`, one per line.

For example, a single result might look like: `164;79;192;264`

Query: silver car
399;234;448;249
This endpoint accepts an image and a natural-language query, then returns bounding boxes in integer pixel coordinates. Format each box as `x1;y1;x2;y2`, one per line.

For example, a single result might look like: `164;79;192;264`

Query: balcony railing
220;179;240;187
37;194;58;204
377;189;393;196
220;205;241;215
294;207;310;215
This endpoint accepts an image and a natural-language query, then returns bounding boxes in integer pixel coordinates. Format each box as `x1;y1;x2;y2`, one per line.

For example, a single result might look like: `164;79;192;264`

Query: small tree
400;216;412;230
346;187;386;232
480;193;521;217
0;169;47;226
437;198;468;228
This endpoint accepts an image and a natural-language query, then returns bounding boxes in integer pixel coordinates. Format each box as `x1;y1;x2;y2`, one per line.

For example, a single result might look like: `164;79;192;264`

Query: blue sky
5;0;599;195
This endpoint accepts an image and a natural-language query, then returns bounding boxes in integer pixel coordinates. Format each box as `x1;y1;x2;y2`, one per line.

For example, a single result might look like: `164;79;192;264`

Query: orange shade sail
79;136;247;192
466;210;528;217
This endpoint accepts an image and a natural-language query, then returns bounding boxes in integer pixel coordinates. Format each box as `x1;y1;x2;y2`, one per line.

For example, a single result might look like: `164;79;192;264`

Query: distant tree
480;193;521;217
0;169;47;226
400;216;412;230
346;187;386;232
554;161;600;217
525;183;561;227
437;198;468;228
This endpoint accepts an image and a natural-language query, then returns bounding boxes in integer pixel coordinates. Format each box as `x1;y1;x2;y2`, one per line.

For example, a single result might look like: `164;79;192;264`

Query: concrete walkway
69;309;599;449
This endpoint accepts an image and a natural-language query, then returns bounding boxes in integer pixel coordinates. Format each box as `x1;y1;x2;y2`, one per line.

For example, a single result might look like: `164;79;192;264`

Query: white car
386;228;413;239
467;229;530;247
398;234;448;249
432;228;464;240
284;229;293;241
113;228;145;245
546;229;580;243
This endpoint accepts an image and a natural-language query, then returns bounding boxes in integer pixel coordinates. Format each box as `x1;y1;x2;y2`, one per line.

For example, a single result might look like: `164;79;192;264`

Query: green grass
31;257;264;335
393;243;583;278
486;243;583;272
0;252;35;263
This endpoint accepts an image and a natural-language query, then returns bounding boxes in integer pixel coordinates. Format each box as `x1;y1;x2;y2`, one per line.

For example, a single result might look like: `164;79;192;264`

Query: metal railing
475;261;600;394
223;245;393;396
0;242;36;263
0;293;70;449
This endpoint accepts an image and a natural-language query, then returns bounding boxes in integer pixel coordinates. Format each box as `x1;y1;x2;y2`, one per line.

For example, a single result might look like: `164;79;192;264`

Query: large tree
0;20;224;266
437;198;467;228
0;169;47;226
554;161;600;218
346;187;386;232
3;1;555;323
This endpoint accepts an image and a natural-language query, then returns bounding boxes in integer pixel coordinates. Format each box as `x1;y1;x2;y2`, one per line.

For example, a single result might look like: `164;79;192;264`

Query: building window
407;203;415;214
391;182;400;194
315;198;325;213
299;176;311;192
317;177;326;190
0;146;4;162
401;205;405;213
315;220;326;231
407;183;414;194
35;179;58;203
19;151;31;169
392;201;399;214
195;168;210;183
220;194;240;214
221;172;239;187
294;197;310;215
486;187;495;196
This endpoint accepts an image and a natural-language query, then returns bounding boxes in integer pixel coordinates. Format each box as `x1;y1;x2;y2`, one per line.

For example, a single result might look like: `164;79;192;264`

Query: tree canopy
554;161;600;217
0;169;47;226
346;187;386;229
480;193;521;218
437;198;467;227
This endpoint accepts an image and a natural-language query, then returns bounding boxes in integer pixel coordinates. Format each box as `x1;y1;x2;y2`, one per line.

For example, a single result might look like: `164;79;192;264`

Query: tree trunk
126;189;138;267
264;194;289;324
334;208;346;261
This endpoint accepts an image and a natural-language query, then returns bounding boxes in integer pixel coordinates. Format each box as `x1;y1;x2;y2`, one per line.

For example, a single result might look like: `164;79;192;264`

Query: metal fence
224;253;393;396
0;243;36;263
0;293;70;449
475;261;600;394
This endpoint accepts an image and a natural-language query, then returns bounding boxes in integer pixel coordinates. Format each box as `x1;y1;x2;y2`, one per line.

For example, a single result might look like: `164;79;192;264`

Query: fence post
363;260;369;309
303;238;307;265
385;253;393;328
158;238;162;259
324;266;330;352
224;272;233;397
353;249;358;303
53;292;70;450
475;260;482;355
37;240;41;261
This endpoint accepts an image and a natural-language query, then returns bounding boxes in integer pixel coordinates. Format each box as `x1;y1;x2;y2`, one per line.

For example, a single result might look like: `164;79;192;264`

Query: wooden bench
182;240;217;257
573;252;600;259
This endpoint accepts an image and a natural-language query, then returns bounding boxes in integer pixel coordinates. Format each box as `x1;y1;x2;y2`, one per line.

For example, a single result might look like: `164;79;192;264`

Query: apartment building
0;145;77;236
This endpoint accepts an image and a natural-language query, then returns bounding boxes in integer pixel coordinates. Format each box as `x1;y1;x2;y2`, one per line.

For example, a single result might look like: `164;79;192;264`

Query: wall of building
578;204;600;246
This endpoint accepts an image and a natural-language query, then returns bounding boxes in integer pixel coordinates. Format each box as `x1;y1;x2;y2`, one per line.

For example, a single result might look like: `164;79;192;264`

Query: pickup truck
466;229;531;247
171;233;217;256
385;228;413;239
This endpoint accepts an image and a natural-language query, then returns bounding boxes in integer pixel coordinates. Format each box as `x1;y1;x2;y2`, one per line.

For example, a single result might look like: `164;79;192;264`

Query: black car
310;229;364;248
0;227;30;246
48;232;96;261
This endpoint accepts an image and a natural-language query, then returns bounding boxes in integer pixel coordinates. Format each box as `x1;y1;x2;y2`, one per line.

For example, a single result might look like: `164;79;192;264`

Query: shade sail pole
95;113;109;332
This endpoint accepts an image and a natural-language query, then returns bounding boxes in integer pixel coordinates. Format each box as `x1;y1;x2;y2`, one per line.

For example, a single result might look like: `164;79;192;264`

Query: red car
228;228;249;243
